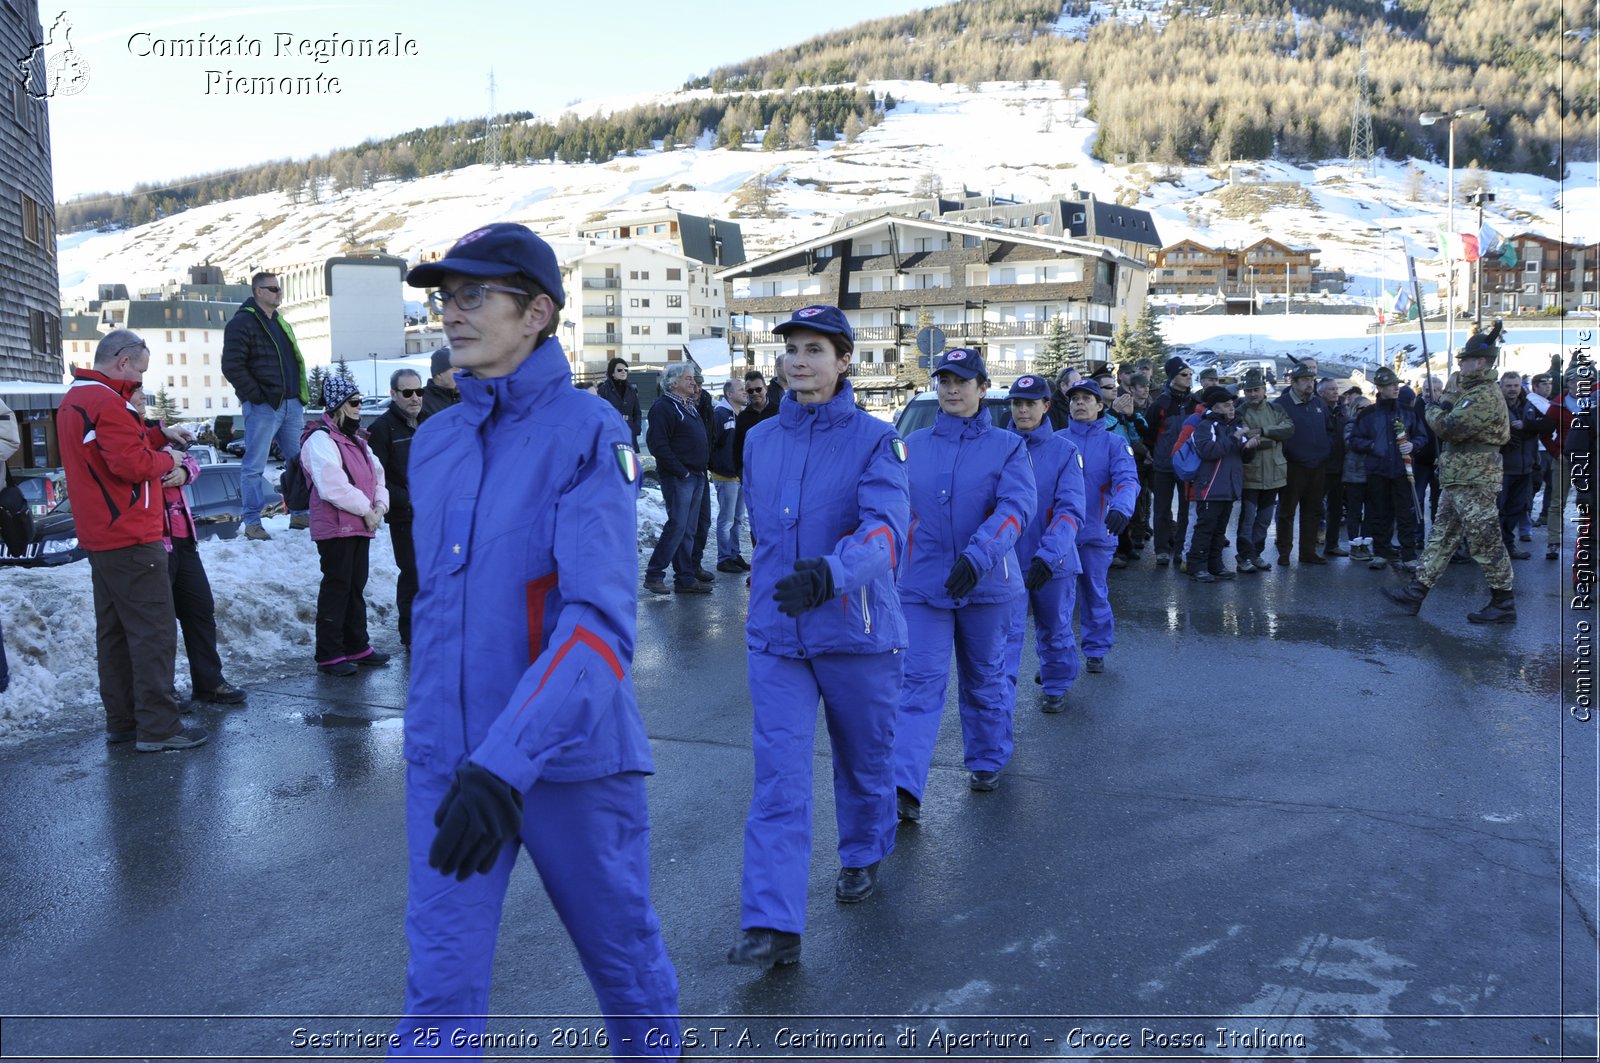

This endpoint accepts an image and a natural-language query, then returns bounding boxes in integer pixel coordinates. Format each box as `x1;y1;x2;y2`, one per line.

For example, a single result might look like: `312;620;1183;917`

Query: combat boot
1466;589;1516;625
1384;579;1428;616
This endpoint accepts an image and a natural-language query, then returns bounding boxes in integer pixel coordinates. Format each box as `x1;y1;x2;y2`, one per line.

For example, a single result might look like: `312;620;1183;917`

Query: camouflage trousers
1418;484;1514;592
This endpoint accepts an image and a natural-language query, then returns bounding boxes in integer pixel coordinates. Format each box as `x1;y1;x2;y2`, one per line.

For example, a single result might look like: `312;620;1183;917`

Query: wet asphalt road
0;547;1594;1063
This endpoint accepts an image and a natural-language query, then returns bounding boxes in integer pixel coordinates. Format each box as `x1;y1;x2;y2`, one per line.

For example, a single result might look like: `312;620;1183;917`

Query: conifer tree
1133;305;1170;364
151;387;181;423
307;366;328;406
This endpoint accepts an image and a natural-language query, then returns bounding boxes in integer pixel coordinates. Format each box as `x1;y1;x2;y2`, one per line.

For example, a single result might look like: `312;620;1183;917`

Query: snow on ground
0;490;677;745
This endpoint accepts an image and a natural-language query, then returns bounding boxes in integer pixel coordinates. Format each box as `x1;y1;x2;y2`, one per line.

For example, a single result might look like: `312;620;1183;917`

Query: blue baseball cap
933;348;985;380
1008;375;1050;400
772;305;854;346
1066;378;1104;402
406;223;566;308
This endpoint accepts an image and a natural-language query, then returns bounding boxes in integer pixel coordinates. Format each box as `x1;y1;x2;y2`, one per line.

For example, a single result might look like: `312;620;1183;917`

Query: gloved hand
1025;557;1053;590
773;557;834;617
944;556;980;598
428;762;524;881
1103;510;1129;536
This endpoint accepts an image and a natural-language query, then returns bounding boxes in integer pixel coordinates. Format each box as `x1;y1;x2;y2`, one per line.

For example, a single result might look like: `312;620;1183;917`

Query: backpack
278;426;333;512
0;476;34;558
1171;422;1203;482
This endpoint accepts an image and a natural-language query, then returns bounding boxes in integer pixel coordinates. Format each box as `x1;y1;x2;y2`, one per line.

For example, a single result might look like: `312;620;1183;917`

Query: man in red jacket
58;330;208;752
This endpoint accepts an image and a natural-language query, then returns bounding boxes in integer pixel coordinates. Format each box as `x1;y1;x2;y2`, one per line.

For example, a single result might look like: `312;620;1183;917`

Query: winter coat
1010;420;1084;580
1239;398;1293;490
1342;420;1368;485
1190;411;1253;502
220;298;309;408
596;377;642;443
1348;397;1430;480
732;397;780;478
742;380;909;657
1062;416;1140;549
901;409;1036;606
1501;391;1555;475
1425;366;1510;489
1320;403;1346;476
365;405;417;524
645;393;709;478
1147;386;1199;473
141;419;201;547
404;336;653;789
0;398;19;462
300;413;388;542
58;368;175;551
1274;389;1333;467
418;379;460;422
709;397;741;479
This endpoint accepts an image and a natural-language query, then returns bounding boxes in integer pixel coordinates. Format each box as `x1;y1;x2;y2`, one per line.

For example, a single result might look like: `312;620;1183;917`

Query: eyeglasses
256;285;281;294
746;386;765;393
345;397;364;407
394;388;424;398
427;283;525;314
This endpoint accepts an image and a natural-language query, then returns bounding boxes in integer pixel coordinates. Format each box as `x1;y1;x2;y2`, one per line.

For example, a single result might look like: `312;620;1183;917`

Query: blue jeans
714;479;745;562
0;613;9;693
1235;487;1279;561
240;398;305;524
645;473;704;584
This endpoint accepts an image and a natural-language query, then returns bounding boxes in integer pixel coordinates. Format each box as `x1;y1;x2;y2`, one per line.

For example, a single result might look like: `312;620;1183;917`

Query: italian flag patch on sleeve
614;444;640;483
891;439;908;463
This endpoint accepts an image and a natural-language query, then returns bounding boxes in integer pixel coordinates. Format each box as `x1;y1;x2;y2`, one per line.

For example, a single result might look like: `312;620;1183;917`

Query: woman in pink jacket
301;376;391;676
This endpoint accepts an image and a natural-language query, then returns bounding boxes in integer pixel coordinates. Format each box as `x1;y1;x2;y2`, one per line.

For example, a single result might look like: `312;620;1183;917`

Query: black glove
1104;510;1129;536
1025;557;1053;591
944;556;980;598
429;762;524;881
773;557;834;616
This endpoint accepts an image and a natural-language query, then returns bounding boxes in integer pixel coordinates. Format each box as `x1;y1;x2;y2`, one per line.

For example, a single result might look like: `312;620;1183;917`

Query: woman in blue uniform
893;349;1036;819
1001;375;1086;714
729;305;910;970
1061;380;1139;673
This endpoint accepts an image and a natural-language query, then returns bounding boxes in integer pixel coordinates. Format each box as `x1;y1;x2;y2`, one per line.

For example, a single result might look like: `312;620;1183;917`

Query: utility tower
1349;44;1375;174
485;70;502;170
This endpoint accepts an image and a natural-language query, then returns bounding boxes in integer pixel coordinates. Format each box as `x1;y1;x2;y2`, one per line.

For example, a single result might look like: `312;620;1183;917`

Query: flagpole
1469;190;1496;327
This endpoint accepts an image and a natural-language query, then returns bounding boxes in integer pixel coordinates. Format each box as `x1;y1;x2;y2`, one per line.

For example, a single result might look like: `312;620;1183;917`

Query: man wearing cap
1003;375;1085;713
60;330;208;753
1234;368;1293;573
1186;385;1259;582
221;270;311;541
1317;377;1350;557
419;346;461;422
1061;379;1139;671
1146;357;1200;566
1387;321;1516;624
1348;367;1429;571
393;223;680;1057
895;348;1035;807
1273;363;1334;564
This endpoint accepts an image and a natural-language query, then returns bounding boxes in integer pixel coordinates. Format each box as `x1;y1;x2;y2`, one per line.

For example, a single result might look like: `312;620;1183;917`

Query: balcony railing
580;278;622;290
583;333;623;345
584;304;621;318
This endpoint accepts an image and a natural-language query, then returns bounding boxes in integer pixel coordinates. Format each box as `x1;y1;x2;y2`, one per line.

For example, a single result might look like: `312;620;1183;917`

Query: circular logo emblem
1018;376;1035;388
46;50;90;97
796;307;823;318
946;351;967;362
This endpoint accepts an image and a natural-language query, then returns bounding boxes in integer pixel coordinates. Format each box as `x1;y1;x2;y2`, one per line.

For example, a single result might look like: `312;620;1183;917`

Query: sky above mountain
43;0;929;200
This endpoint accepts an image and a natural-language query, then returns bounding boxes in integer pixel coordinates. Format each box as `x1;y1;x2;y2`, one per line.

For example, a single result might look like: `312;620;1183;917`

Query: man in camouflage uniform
1386;322;1515;623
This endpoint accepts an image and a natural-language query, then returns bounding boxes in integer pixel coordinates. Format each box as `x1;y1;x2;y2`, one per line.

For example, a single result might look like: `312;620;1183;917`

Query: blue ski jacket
901;409;1036;606
1063;417;1140;548
403;337;653;791
1010;420;1085;580
743;380;910;657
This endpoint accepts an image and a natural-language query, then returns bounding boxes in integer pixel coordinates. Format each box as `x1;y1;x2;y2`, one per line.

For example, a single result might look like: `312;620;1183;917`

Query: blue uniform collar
933;408;989;439
1065;417;1103;439
456;337;571;427
1012;420;1055;448
779;379;857;428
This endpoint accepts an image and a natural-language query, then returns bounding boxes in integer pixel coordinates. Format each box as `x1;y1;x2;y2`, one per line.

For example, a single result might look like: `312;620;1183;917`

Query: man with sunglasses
221;270;311;541
393;223;680;1059
367;369;426;647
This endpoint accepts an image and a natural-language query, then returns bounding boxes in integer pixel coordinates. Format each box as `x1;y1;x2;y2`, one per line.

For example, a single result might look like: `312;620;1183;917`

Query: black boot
727;928;802;968
1466;588;1516;624
835;861;879;903
1384;580;1428;616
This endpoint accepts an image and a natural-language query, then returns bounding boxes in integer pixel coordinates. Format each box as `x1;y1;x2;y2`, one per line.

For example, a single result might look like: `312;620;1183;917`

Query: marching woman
1001;375;1086;714
1060;380;1139;673
729;305;910;970
893;349;1036;818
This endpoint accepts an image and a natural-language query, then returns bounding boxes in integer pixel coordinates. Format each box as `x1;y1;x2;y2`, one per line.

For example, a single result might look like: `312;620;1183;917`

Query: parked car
185;444;229;465
10;468;67;517
0;463;282;567
893;388;1014;437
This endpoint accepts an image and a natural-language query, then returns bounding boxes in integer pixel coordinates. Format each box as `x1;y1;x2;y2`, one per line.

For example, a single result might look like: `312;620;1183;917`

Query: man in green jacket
1386;323;1515;623
1234;368;1294;573
220;271;310;540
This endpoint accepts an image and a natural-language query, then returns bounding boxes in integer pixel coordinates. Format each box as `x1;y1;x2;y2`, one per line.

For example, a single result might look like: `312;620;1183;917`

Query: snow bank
1;489;675;745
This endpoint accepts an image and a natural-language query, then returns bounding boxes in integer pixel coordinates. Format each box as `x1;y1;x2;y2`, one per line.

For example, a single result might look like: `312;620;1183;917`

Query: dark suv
1;463;280;567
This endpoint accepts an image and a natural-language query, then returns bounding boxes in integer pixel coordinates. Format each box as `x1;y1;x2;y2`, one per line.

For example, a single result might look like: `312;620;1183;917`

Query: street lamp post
1419;104;1486;379
368;352;378;395
1467;189;1497;326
